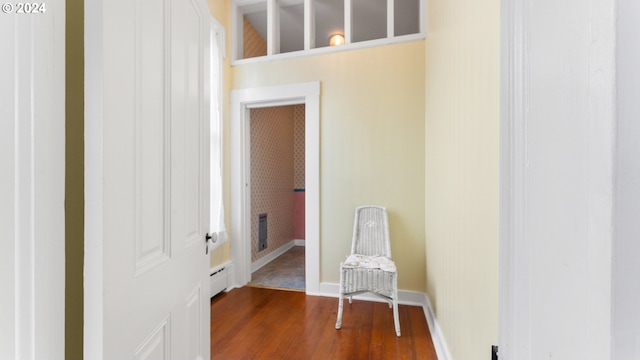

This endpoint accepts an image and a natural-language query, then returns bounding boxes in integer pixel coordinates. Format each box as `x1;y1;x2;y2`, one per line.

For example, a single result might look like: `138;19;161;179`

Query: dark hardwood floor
211;287;437;360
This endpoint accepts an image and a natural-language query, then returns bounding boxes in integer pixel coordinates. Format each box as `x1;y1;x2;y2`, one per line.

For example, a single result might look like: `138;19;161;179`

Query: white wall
500;0;616;359
613;0;640;358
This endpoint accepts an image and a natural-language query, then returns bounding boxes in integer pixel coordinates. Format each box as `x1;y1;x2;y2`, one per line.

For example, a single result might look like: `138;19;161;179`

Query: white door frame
500;0;616;358
0;2;66;358
499;0;528;355
230;81;321;295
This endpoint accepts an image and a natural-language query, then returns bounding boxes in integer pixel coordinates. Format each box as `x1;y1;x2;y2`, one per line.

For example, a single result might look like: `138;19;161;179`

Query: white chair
335;205;400;336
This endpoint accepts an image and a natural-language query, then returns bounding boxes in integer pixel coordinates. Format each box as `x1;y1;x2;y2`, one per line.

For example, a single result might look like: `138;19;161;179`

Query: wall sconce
329;34;345;46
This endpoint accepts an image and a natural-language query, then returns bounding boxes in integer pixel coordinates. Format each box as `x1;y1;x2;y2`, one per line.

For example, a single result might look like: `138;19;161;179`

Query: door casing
230;82;321;295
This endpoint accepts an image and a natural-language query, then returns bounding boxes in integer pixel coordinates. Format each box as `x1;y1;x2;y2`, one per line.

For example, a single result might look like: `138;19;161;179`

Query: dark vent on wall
258;214;267;251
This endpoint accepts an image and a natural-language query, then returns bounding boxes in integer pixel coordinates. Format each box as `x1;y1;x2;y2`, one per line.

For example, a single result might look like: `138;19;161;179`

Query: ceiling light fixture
329;34;345;46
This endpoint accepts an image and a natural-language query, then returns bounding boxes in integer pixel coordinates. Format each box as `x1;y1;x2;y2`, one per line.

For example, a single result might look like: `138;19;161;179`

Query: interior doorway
230;81;321;295
247;104;306;291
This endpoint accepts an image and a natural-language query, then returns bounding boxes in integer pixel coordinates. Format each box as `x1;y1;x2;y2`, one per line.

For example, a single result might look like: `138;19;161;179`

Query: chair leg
393;299;401;337
335;292;344;329
335;268;344;330
392;275;401;337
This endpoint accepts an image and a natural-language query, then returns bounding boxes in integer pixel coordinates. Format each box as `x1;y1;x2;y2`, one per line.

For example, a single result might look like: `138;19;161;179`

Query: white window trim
231;0;427;65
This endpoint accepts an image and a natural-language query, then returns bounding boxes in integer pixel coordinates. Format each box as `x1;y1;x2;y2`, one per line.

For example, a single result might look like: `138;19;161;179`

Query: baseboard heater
210;265;229;298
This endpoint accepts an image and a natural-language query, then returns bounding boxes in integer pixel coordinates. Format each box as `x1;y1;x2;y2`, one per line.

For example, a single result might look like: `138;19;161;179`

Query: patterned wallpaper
250;106;295;262
243;17;267;59
293;104;305;189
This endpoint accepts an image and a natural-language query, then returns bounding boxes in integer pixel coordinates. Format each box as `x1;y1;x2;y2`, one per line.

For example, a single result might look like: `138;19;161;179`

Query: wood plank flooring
211;287;437;360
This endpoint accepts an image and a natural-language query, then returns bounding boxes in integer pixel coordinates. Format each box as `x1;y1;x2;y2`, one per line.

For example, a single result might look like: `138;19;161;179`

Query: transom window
231;0;425;63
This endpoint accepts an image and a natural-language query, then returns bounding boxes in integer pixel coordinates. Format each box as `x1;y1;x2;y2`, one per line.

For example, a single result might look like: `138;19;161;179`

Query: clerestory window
231;0;425;63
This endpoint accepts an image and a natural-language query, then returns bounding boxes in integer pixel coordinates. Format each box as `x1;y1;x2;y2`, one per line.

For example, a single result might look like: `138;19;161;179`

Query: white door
85;0;211;359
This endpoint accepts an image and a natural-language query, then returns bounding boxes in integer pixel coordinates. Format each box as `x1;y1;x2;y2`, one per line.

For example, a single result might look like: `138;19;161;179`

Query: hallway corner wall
232;41;426;292
424;0;500;359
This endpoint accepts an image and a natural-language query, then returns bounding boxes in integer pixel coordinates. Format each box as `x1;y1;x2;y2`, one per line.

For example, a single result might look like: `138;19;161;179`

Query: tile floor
249;246;305;291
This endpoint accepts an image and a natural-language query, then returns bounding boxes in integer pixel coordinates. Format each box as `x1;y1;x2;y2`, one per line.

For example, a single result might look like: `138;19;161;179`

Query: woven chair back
351;206;391;257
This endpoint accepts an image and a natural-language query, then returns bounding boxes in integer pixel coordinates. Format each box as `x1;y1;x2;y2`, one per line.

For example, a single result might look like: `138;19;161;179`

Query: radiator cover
210;267;228;297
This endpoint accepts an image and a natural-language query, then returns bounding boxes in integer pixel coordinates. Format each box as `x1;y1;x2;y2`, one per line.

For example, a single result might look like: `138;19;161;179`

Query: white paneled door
85;0;212;359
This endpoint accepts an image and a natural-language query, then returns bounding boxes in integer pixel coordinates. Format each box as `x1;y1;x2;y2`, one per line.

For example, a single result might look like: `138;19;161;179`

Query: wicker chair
335;205;400;336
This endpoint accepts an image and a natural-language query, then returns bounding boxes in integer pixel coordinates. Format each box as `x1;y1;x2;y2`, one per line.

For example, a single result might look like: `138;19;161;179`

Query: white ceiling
242;0;420;53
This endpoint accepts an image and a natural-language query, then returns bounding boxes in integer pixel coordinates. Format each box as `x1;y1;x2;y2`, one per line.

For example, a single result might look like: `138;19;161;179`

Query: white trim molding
0;1;66;358
320;282;426;306
499;0;531;357
251;240;296;273
230;81;321;295
613;1;640;358
422;294;452;360
230;0;426;64
500;0;616;358
232;34;425;66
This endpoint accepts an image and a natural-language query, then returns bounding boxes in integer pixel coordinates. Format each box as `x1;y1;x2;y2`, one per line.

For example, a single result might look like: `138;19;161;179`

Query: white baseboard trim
318;282;425;305
251;240;296;273
294;239;305;246
421;293;452;360
318;282;451;360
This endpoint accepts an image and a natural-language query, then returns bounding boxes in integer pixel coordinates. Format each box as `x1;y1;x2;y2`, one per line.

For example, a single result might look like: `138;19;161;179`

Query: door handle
205;233;212;255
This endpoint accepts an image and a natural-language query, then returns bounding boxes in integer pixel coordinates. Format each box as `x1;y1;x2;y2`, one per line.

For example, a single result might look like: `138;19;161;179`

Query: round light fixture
329;34;345;46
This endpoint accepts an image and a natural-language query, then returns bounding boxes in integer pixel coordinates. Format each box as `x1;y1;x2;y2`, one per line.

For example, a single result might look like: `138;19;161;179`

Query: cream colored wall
424;0;500;359
233;41;426;291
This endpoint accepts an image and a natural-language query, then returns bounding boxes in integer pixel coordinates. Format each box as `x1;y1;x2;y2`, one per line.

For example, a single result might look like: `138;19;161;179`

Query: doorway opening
230;81;320;295
247;105;306;291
